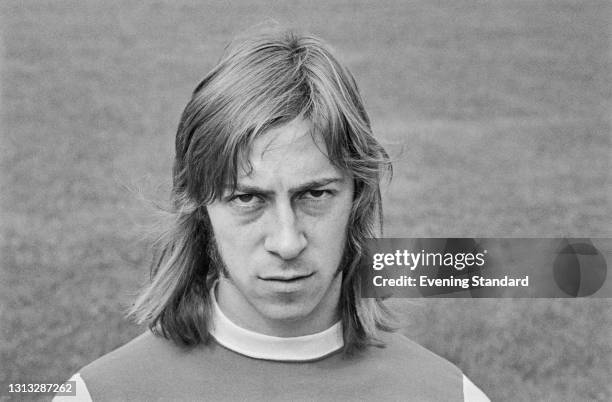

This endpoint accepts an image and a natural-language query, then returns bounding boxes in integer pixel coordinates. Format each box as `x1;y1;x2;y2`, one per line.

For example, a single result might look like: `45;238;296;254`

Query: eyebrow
231;177;344;196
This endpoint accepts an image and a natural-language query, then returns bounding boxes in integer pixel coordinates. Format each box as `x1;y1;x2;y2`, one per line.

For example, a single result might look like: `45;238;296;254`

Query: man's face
207;117;354;337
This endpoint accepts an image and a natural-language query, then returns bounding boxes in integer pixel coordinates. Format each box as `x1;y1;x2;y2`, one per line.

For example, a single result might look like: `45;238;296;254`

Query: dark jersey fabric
80;330;463;401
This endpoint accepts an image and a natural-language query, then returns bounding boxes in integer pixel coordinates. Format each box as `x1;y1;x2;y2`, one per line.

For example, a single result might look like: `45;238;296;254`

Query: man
57;29;488;401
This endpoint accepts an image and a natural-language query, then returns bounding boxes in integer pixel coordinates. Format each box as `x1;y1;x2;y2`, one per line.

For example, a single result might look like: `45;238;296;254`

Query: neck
209;286;344;361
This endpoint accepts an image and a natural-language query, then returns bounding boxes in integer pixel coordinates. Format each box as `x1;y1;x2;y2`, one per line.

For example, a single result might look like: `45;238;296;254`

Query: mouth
260;272;314;282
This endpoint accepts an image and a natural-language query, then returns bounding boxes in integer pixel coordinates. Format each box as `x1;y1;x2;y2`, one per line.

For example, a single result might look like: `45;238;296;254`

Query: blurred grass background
1;0;611;400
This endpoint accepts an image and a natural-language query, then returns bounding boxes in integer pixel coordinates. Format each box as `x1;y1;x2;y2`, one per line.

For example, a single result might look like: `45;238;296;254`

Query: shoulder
80;331;177;377
361;331;489;401
78;330;205;400
373;331;462;376
338;331;464;401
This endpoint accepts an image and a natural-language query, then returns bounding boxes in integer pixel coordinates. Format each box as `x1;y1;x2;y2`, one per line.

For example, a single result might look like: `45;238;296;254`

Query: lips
260;272;314;282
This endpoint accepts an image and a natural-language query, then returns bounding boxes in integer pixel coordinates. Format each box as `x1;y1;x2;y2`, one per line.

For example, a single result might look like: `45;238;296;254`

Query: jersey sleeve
52;373;93;402
462;374;490;402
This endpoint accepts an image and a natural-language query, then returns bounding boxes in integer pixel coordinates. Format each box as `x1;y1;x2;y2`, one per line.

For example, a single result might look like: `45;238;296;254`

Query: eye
230;193;264;207
236;194;255;203
303;189;332;200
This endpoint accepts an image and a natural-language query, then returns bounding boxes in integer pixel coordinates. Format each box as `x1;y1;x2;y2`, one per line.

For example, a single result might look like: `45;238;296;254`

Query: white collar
209;289;344;361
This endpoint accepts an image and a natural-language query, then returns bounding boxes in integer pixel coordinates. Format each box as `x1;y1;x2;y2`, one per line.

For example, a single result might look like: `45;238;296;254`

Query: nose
264;201;307;260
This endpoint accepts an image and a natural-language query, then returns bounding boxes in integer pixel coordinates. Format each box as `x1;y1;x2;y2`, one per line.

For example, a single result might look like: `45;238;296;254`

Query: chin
259;302;314;323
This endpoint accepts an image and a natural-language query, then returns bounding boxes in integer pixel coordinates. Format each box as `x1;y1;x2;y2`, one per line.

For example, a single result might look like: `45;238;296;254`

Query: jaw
216;272;343;337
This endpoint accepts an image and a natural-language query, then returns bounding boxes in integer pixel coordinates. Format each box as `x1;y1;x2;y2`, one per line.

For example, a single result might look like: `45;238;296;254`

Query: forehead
238;118;346;185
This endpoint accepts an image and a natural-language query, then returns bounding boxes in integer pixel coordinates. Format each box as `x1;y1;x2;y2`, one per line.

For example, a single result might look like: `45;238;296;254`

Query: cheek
208;205;244;237
331;192;354;230
207;207;244;261
307;199;352;254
